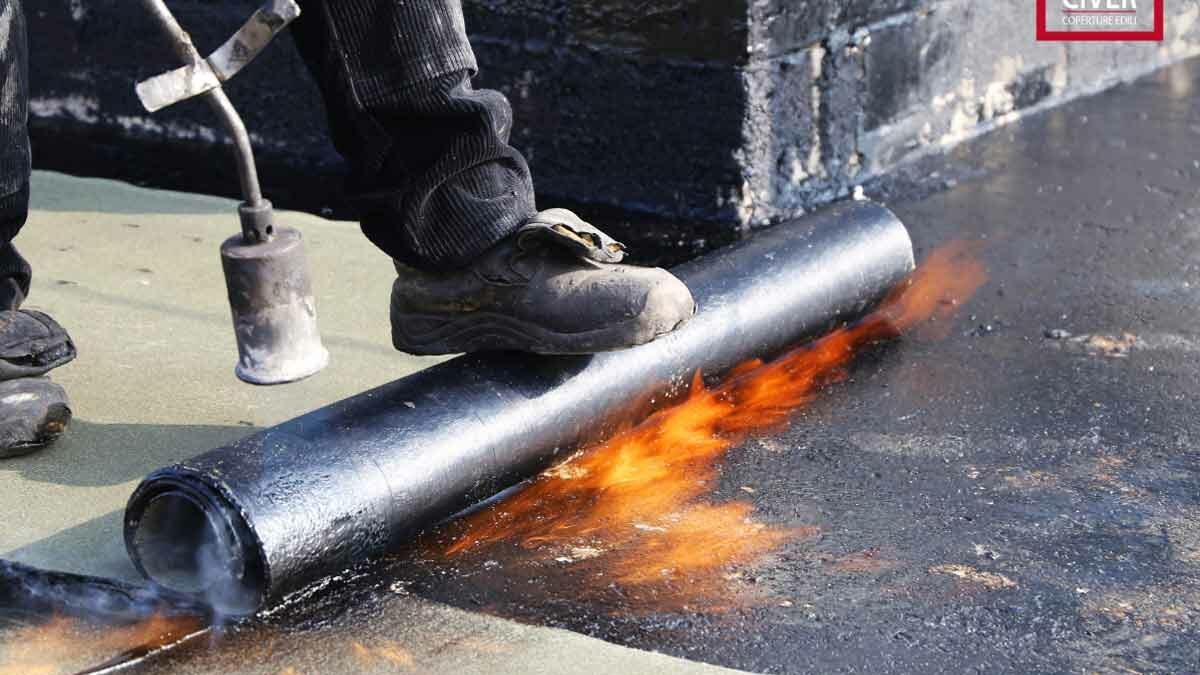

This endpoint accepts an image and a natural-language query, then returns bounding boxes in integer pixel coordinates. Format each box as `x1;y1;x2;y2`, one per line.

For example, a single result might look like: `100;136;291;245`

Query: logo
1037;0;1164;41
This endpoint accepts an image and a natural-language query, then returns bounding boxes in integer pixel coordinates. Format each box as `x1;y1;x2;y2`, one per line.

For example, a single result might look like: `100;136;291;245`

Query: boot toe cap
0;378;72;458
637;270;696;334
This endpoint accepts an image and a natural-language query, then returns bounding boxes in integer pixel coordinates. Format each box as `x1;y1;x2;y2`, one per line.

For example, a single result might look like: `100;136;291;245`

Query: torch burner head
220;225;329;385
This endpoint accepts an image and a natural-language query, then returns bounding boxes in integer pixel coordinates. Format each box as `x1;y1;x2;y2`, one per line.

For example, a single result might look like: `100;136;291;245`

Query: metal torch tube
125;201;916;614
140;0;264;209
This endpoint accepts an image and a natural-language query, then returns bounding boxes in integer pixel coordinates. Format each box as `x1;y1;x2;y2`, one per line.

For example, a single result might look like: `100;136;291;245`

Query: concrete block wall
734;0;1200;224
24;0;1200;230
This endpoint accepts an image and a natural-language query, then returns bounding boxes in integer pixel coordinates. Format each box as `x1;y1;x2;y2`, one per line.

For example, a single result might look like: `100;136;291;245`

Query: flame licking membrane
0;612;204;675
439;241;987;609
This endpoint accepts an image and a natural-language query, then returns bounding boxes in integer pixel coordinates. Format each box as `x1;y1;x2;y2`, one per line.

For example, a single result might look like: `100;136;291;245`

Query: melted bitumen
18;57;1200;675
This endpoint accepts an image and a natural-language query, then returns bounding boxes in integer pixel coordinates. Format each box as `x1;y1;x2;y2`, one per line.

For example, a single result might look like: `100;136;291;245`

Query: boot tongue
517;208;627;264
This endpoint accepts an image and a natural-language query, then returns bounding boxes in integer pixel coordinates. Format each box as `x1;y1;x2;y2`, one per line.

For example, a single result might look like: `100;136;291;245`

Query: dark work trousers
0;0;31;312
290;0;537;270
0;0;536;309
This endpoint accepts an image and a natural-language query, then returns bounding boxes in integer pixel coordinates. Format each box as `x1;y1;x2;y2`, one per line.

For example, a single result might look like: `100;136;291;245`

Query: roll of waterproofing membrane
125;201;915;614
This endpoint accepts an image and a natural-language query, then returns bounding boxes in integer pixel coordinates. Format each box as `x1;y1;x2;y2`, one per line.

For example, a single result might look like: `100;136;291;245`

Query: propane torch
136;0;328;384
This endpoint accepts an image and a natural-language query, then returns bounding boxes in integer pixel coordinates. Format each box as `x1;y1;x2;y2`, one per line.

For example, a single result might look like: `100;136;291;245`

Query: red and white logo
1037;0;1164;41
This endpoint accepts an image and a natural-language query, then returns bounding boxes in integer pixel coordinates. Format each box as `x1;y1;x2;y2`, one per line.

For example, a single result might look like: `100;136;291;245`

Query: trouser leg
0;0;30;311
291;0;537;271
0;187;31;311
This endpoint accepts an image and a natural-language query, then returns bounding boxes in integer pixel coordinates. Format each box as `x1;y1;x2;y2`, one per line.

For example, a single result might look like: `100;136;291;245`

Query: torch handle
140;0;270;241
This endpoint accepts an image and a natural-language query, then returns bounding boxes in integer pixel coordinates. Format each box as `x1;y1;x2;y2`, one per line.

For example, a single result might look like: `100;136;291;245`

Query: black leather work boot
0;309;75;458
0;377;71;458
390;209;696;355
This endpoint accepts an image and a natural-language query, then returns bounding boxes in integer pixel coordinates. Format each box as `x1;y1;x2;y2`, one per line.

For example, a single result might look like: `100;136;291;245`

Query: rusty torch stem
140;0;270;241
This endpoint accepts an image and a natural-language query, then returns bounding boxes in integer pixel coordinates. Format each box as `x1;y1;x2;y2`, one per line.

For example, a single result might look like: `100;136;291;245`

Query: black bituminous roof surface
119;58;1200;673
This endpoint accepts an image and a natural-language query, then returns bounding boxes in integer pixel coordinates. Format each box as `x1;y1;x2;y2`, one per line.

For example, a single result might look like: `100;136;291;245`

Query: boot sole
392;309;694;356
0;438;55;459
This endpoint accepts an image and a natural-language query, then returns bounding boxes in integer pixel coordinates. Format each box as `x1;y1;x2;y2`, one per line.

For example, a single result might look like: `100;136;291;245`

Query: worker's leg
0;189;31;312
0;0;31;311
292;0;695;355
0;0;74;458
290;0;534;271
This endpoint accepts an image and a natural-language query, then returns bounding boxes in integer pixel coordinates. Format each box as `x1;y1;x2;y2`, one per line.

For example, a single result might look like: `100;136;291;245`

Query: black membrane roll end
126;472;266;615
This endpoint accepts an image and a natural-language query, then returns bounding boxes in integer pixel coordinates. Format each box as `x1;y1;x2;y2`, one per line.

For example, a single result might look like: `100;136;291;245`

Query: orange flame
0;612;203;675
439;241;986;610
351;641;416;670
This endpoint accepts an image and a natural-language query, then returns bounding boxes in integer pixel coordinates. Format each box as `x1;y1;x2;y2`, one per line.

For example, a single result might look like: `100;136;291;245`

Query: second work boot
390;209;695;355
0;309;76;458
0;377;71;458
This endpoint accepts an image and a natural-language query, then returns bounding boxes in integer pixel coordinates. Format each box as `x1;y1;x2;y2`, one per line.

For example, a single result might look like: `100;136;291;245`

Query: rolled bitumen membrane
124;200;915;615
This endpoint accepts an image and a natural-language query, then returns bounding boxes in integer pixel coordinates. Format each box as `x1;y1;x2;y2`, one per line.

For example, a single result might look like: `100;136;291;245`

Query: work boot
390;209;695;355
0;309;76;458
0;378;71;458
